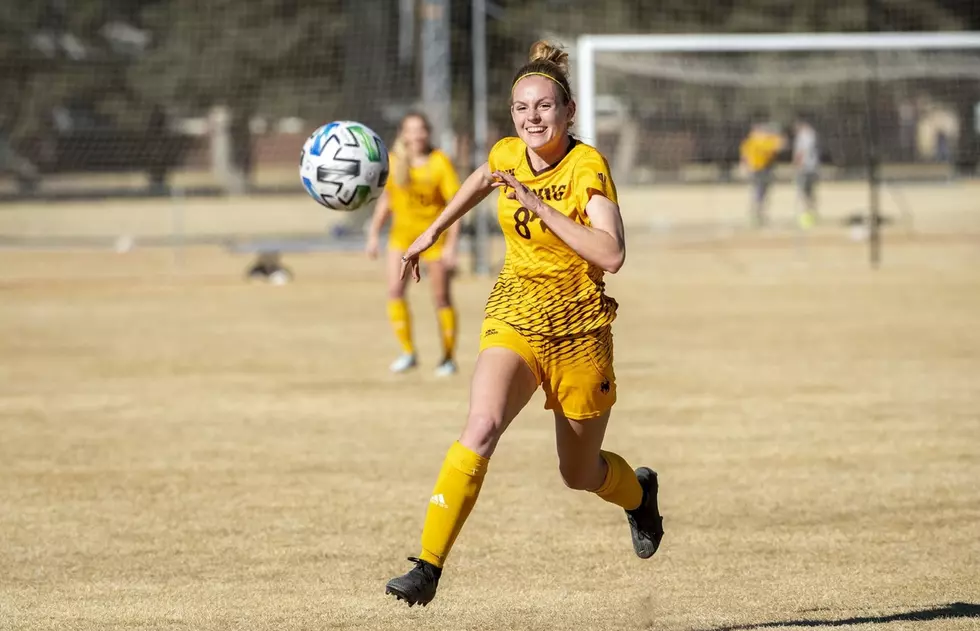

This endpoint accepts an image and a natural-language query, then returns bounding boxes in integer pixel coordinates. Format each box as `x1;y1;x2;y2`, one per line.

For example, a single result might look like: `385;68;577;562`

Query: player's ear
566;99;577;125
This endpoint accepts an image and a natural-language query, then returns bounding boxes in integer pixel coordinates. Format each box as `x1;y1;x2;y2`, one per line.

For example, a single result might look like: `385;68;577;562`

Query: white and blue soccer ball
299;120;389;211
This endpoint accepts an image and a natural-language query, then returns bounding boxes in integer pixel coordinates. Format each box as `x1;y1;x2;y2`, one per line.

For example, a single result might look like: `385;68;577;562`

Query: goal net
2;1;979;269
574;33;980;239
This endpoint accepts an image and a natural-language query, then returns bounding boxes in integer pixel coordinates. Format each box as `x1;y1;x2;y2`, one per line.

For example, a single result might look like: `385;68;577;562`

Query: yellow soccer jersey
740;131;783;172
386;149;460;240
485;136;619;338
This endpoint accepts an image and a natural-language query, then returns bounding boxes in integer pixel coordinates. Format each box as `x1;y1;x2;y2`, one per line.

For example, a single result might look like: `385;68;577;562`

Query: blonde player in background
793;114;820;228
366;112;462;376
740;120;786;227
385;41;664;607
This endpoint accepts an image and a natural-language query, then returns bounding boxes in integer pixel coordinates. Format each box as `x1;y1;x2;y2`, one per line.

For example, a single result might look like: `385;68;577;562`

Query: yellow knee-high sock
436;306;457;361
419;441;489;568
387;299;415;355
594;450;643;511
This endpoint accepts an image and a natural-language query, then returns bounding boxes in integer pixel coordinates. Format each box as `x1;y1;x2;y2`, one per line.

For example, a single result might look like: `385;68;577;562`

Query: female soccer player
366;112;462;376
385;42;664;607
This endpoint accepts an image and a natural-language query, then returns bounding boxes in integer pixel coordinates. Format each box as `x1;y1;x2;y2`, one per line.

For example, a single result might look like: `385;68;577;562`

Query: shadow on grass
697;602;980;630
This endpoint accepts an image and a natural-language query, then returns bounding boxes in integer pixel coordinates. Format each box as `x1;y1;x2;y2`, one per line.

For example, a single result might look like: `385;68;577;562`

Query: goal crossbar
575;31;980;144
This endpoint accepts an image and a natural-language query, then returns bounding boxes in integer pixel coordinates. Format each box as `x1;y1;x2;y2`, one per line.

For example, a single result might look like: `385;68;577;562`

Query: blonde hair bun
528;40;569;74
391;137;410;188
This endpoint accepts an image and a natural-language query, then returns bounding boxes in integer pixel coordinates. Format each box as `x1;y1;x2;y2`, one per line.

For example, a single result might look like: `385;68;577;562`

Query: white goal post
575;31;980;149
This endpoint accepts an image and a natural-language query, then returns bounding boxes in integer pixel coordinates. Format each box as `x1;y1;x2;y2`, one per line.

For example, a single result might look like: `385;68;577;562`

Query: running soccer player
385;41;664;607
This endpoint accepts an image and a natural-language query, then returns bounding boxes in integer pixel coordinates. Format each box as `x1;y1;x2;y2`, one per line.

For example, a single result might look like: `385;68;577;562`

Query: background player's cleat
385;556;441;607
626;467;664;559
433;359;457;377
389;353;417;373
267;269;293;285
798;210;817;230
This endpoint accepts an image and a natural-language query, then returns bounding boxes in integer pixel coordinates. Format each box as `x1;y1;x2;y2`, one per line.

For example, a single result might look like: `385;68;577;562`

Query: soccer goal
574;32;980;265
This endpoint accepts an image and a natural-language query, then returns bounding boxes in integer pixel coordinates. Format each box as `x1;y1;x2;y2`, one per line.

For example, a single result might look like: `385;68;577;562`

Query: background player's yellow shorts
479;317;616;421
388;227;446;262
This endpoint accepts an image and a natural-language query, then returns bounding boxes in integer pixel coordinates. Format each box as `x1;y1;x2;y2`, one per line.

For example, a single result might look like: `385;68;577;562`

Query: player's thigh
385;248;410;298
460;335;539;457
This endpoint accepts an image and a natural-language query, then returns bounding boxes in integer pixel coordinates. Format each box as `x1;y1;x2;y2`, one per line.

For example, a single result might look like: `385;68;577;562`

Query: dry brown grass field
1;182;979;630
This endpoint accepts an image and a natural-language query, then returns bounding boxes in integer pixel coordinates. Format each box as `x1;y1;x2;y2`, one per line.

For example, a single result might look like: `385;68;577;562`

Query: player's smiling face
511;75;574;153
401;115;430;156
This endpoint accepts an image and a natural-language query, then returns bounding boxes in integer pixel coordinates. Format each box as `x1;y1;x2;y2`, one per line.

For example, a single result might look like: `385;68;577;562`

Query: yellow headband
512;72;569;98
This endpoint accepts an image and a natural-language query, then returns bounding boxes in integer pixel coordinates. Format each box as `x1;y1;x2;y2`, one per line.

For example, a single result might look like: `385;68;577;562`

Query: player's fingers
412;260;421;282
492;170;517;187
401;252;417;277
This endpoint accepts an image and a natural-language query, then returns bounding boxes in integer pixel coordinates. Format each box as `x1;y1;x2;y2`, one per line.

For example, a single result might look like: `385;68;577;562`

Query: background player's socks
594;450;643;511
436;306;457;362
387;298;415;356
419;441;488;568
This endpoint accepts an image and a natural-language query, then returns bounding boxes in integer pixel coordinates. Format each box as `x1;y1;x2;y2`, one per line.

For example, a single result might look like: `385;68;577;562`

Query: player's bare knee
557;460;601;491
459;411;503;456
388;284;406;300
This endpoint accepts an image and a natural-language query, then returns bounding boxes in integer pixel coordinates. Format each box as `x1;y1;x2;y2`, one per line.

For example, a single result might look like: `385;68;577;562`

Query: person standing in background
793;115;820;228
366;112;462;377
740;121;785;227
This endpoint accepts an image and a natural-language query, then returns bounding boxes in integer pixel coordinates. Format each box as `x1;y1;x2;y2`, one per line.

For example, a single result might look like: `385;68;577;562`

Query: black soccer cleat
626;467;665;559
385;557;442;607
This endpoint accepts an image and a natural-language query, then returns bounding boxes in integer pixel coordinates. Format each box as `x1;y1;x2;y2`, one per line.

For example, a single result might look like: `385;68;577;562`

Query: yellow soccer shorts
479;317;616;421
388;227;446;262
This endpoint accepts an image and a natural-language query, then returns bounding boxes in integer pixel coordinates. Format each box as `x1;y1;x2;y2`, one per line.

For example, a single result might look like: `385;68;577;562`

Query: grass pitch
1;184;979;630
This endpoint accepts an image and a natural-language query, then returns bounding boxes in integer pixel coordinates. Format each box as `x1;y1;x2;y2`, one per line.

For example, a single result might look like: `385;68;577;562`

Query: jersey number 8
513;207;532;239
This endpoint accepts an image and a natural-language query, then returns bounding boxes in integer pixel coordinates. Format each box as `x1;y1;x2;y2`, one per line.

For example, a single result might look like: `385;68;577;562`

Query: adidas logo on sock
429;493;449;509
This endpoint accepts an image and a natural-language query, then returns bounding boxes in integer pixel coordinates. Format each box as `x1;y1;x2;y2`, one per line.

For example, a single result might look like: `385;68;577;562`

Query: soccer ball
299;120;389;211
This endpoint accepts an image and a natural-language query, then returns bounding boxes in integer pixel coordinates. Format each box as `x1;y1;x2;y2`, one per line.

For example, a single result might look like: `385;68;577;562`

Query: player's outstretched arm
400;162;495;281
492;170;626;274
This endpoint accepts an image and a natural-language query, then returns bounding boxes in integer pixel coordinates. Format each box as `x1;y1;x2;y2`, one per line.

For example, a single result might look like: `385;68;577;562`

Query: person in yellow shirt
740;121;786;227
385;41;664;607
366;112;461;376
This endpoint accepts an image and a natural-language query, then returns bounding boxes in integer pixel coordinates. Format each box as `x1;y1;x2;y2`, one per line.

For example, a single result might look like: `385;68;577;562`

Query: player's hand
441;247;457;273
400;230;437;282
365;234;380;259
491;170;542;213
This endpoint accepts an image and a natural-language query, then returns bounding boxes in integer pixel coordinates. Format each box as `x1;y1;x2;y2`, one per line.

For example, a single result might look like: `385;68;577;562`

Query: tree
0;1;151;152
132;0;352;186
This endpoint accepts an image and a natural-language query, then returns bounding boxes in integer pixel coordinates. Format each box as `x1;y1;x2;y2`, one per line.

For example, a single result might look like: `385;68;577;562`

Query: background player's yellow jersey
485;136;619;338
385;149;460;240
740;131;783;172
